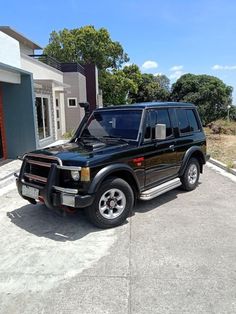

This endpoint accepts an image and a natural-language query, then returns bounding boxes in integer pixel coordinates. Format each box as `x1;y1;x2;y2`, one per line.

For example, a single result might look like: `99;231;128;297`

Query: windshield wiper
75;135;104;146
76;135;130;144
77;135;100;141
100;136;129;143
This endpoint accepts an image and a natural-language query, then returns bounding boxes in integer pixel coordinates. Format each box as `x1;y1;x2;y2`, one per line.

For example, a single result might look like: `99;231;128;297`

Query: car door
174;108;205;172
143;108;178;188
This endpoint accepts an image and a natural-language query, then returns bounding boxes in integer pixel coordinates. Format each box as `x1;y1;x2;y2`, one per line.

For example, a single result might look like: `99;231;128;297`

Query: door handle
169;145;175;150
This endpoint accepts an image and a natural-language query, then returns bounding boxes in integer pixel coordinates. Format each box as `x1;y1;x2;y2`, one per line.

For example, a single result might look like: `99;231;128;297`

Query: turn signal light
81;167;90;182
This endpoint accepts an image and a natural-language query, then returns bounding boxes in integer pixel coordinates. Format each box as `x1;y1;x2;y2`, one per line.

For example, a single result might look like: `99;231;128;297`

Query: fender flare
88;163;140;194
179;146;206;176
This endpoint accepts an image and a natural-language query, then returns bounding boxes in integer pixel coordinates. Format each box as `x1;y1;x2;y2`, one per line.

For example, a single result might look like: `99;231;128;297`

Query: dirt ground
205;129;236;168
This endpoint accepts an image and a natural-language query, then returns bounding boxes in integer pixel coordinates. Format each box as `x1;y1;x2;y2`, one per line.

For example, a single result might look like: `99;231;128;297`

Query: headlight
71;170;80;181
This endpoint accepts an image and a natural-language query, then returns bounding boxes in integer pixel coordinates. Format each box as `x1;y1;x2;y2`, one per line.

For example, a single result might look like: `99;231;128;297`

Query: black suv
16;102;209;228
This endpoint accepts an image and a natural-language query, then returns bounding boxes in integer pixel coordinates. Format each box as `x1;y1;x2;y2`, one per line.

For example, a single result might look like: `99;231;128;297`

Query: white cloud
123;62;132;67
170;65;183;71
212;64;236;70
154;72;163;76
169;65;184;80
142;60;158;69
169;70;184;80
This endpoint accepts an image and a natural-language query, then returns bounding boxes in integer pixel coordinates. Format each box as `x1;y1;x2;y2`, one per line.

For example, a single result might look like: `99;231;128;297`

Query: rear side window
186;110;200;132
176;109;200;134
176;109;190;134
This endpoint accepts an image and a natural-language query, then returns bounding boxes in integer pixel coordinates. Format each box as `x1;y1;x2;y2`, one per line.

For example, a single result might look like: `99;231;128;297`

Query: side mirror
155;124;166;140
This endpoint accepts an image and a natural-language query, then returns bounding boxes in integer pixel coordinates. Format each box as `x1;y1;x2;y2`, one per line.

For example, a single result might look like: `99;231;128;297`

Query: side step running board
139;178;182;201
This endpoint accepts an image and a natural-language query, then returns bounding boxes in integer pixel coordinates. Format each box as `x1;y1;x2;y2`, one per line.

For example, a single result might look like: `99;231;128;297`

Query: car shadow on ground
7;203;101;242
132;181;201;216
134;187;186;214
7;185;200;242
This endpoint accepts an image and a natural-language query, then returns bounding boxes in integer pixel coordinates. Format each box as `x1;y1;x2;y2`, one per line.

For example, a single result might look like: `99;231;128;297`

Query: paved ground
0;166;236;314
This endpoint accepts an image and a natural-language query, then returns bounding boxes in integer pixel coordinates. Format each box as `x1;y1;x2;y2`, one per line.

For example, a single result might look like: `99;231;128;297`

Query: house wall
63;72;86;132
21;54;65;144
0;84;7;158
2;74;37;158
0;68;21;84
21;54;63;83
19;43;34;56
0;31;21;68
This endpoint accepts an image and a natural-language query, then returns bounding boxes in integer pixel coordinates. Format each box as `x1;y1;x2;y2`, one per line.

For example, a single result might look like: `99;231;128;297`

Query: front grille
23;154;61;187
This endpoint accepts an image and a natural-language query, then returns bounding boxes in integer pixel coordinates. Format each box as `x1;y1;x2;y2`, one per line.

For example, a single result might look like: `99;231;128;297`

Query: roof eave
0;26;42;50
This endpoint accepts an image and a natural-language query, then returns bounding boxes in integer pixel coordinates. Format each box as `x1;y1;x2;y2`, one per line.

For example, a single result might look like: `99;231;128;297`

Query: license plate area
22;185;39;199
61;194;75;207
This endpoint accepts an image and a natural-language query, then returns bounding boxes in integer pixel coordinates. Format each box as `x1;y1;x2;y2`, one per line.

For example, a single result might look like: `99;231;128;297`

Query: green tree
45;26;133;106
44;26;129;70
171;74;233;125
134;74;170;103
122;64;142;85
44;26;172;106
154;74;170;92
101;70;138;106
121;64;142;103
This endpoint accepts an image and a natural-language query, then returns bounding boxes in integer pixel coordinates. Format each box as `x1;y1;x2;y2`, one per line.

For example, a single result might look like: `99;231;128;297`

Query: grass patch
62;129;75;140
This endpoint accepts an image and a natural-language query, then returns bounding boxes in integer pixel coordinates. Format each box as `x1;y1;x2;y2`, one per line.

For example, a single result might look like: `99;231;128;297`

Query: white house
0;26;102;158
0;29;36;159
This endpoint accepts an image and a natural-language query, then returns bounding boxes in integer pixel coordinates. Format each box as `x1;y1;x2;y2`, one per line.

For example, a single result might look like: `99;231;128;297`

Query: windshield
80;109;142;140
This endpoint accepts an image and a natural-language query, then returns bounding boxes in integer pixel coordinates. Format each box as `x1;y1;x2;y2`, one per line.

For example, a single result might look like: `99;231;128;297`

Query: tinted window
156;109;172;137
145;109;172;139
186;110;200;132
176;109;190;134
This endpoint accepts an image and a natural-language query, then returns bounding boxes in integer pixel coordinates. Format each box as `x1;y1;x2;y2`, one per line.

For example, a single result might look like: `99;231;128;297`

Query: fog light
71;170;80;181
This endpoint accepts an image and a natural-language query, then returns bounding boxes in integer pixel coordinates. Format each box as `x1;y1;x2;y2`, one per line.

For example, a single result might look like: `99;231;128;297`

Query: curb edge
208;158;236;176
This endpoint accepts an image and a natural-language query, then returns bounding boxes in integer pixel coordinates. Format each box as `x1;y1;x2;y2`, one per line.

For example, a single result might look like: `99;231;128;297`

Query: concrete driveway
0;166;236;314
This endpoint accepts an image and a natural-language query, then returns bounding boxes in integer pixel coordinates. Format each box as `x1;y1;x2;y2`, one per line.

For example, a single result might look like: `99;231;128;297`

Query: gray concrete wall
63;72;86;132
2;74;37;158
19;43;34;56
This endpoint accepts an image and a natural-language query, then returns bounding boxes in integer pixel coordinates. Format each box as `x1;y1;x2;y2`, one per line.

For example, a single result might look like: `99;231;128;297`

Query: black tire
181;157;200;191
86;177;134;229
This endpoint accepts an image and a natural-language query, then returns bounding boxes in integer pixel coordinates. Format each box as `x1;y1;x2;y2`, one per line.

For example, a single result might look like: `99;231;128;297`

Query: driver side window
144;110;157;140
144;109;173;140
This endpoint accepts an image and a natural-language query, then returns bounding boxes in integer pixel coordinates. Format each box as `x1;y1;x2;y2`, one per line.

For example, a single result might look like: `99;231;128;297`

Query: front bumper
15;161;94;210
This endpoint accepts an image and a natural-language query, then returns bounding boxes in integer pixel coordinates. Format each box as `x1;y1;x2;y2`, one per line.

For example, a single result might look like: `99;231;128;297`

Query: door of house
56;97;62;138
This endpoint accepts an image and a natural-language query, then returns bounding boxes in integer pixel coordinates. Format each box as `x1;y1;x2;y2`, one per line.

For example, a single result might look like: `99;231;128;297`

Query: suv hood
29;140;135;167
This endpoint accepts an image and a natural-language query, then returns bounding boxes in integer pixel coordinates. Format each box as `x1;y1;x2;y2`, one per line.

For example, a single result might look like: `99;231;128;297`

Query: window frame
143;108;174;142
79;108;144;141
176;108;201;136
67;97;78;108
186;109;201;133
35;94;52;141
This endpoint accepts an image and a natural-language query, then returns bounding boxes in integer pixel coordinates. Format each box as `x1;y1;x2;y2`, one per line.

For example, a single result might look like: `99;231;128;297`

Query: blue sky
1;0;236;101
